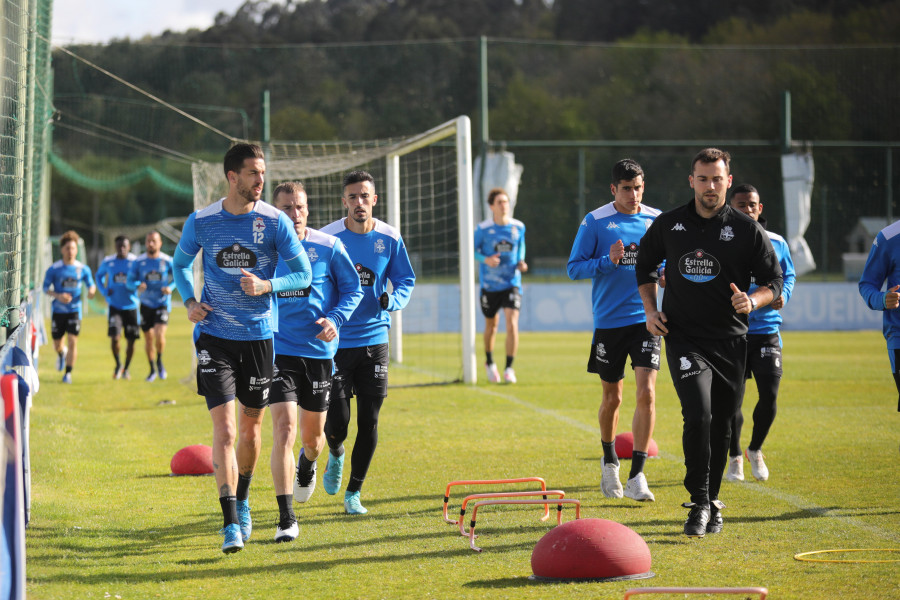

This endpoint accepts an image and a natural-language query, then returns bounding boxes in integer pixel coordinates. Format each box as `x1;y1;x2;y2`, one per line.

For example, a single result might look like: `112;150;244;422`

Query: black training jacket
635;199;783;340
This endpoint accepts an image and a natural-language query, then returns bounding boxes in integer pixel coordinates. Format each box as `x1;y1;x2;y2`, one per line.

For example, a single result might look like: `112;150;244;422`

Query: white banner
782;152;817;276
473;151;523;223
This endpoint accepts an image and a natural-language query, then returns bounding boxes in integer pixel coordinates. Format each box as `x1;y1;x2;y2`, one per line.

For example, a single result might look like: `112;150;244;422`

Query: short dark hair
343;170;375;191
731;183;758;198
223;143;264;176
487;187;508;205
273;181;306;201
114;234;129;246
612;159;644;186
691;147;731;175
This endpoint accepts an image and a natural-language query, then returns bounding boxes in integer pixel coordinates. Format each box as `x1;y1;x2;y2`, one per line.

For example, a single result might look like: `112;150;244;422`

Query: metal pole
887;147;893;224
578;148;586;219
477;36;489;210
261;89;272;205
781;90;792;153
821;185;828;280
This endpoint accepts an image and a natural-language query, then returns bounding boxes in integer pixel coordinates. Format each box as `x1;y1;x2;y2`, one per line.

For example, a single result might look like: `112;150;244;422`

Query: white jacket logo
719;226;734;241
679;356;692;370
672;223;686;231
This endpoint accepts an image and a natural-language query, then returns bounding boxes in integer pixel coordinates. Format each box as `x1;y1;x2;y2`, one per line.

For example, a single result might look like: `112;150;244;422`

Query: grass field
24;308;900;599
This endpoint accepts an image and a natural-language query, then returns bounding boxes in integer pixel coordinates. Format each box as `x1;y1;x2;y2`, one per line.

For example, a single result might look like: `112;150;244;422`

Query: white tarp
782;152;817;276
473;151;523;223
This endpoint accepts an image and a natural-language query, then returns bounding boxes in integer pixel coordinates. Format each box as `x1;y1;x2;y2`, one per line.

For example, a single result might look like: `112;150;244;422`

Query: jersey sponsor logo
719;226;735;242
61;276;78;288
494;240;514;253
200;368;217;374
311;380;332;391
113;272;128;284
197;349;212;366
277;286;311;298
678;249;720;283
146;271;163;282
217;243;257;274
374;364;387;379
620;242;639;267
606;222;620;230
374;238;386;254
306;247;319;262
355;263;376;287
671;223;686;231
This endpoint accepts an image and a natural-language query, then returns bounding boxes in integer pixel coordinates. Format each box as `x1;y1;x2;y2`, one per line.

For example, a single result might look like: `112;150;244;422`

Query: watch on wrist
749;297;758;311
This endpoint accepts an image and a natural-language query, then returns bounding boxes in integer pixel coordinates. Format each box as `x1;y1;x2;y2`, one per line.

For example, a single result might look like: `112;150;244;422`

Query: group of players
42;229;173;385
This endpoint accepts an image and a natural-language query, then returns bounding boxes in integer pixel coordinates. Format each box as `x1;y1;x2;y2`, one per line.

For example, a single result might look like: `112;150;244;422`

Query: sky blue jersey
42;260;95;317
319;218;416;347
96;253;139;311
474;217;526;292
273;228;363;360
567;202;661;329
173;199;310;341
129;252;174;310
859;220;900;350
748;230;796;338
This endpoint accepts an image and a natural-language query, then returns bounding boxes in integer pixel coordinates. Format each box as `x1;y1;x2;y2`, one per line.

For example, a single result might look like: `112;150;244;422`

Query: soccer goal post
192;116;478;386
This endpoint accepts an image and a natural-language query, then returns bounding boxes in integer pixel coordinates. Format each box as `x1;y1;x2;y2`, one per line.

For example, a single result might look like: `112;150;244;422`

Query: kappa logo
197;350;212;366
374;239;386;254
719;226;734;242
671;223;686;231
679;356;692;370
606;222;620;230
306;247;319;262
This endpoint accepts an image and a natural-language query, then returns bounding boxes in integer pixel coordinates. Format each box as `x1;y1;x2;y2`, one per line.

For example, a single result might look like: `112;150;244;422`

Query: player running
129;231;174;382
96;235;140;380
567;159;662;502
320;170;416;515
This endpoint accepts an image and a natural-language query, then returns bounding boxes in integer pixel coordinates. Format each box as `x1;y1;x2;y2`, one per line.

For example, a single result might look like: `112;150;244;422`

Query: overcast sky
52;0;276;44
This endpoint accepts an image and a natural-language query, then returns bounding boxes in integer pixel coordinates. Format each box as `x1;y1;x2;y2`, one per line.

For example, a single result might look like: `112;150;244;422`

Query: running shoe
294;452;317;503
746;449;769;481
146;371;157;383
221;523;244;554
344;491;368;515
485;363;500;383
57;347;67;372
600;458;623;499
623;472;655;501
158;365;167;380
706;500;725;534
62;372;72;384
113;366;123;380
323;452;344;495
503;367;517;384
682;502;710;538
725;454;744;481
237;499;252;541
122;369;131;380
274;518;299;543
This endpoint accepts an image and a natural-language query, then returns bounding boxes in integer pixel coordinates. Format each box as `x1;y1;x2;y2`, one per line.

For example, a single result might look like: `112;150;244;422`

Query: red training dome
171;444;214;475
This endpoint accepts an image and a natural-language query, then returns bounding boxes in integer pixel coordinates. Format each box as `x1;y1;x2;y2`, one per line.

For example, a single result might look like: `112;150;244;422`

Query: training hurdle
456;490;567;537
624;587;768;599
442;477;548;524
468;498;582;552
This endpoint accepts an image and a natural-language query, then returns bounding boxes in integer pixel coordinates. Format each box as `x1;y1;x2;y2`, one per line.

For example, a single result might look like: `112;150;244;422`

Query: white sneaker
600;458;623;498
746;449;769;481
485;363;500;383
274;519;298;543
146;371;157;383
293;455;317;503
725;454;744;482
503;367;517;384
624;472;655;502
57;347;67;371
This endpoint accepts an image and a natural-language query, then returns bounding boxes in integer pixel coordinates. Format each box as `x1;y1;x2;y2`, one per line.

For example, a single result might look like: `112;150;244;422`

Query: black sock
329;445;345;458
347;475;364;494
236;474;252;501
485;351;494;365
602;440;618;466
299;451;314;475
630;451;647;479
220;496;238;527
114;356;121;369
123;357;132;369
157;354;164;370
276;494;295;525
505;356;514;369
65;366;73;375
148;360;156;374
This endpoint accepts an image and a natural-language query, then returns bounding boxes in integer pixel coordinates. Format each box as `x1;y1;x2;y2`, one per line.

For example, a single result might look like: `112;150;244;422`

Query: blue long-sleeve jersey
43;260;95;317
320;218;416;347
96;253;139;310
859;220;900;350
748;230;795;337
474;217;526;291
567;202;661;329
173;199;311;341
129;252;174;310
273;228;363;359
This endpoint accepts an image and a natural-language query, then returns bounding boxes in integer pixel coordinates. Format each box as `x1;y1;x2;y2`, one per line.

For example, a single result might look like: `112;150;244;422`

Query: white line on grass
474;385;900;544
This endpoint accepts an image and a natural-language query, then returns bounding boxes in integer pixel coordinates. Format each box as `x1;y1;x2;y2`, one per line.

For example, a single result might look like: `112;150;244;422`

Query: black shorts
745;333;783;380
269;354;334;413
587;322;661;382
195;332;274;411
480;287;521;318
108;307;140;340
332;344;389;400
140;304;170;331
51;313;81;339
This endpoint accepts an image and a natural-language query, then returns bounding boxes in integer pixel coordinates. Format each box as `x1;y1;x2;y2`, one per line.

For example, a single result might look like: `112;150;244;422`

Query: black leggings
730;371;780;455
325;393;385;493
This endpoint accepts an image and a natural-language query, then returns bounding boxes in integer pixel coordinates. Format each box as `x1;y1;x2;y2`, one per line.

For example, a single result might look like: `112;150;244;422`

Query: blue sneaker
237;500;252;541
221;523;244;554
158;365;167;380
344;491;368;515
323;453;344;495
62;372;72;384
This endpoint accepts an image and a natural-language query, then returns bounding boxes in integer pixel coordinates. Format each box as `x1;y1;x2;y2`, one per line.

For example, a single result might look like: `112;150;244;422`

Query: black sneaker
682;502;710;537
706;500;725;534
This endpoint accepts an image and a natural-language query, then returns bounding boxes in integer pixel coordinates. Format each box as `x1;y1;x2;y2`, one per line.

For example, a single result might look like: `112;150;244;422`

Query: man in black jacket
635;148;783;538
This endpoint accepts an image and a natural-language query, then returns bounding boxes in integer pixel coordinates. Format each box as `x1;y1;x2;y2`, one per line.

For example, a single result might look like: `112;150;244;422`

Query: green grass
25;310;900;599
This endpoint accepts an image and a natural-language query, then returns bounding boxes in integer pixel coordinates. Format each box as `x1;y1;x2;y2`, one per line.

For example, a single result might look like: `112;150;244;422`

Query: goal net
192;116;477;385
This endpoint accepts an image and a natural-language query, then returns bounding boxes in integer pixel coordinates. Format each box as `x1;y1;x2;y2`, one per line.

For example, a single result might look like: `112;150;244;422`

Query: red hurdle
623;587;768;599
468;498;582;552
441;477;548;524
456;490;567;537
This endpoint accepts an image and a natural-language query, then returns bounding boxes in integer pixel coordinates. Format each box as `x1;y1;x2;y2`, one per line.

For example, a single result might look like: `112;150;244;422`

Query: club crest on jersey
217;243;257;275
197;350;212;366
719;226;734;241
678;249;720;283
679;356;692;370
595;342;607;358
374;239;385;254
253;217;265;233
306;247;319;262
